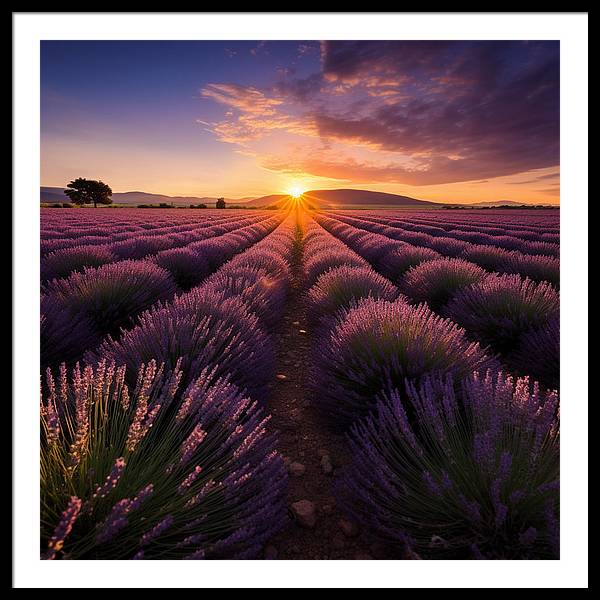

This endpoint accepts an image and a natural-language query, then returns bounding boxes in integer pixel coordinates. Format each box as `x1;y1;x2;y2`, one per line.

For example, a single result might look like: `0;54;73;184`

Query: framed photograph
13;11;588;589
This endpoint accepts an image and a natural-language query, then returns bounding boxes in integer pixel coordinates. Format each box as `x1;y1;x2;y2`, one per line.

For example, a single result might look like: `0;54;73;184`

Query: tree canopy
64;178;113;208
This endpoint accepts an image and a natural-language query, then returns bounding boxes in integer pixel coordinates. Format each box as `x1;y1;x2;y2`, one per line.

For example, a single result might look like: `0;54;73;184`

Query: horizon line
40;184;560;206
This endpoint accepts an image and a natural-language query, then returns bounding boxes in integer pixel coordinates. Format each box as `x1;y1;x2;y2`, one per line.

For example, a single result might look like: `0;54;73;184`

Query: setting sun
289;186;304;198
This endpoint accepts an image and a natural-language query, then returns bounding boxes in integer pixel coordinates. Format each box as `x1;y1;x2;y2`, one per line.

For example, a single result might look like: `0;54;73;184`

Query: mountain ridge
41;186;556;209
244;188;440;208
41;187;255;207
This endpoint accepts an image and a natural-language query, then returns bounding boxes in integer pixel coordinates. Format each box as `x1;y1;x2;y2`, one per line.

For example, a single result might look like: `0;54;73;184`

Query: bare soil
264;231;398;560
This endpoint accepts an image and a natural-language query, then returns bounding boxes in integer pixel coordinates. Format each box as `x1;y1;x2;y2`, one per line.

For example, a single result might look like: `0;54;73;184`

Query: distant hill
242;194;289;208
245;188;439;209
44;186;553;210
459;200;558;208
40;187;255;207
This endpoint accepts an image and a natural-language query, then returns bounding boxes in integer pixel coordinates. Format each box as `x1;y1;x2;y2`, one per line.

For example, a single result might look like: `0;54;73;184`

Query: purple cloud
312;41;559;184
201;41;559;187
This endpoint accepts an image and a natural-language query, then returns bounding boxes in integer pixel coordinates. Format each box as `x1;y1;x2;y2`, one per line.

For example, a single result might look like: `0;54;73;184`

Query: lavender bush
304;250;368;288
227;248;291;280
111;236;175;260
41;303;96;370
402;258;487;310
307;265;397;323
444;273;560;356
92;287;274;393
41;260;176;369
338;370;559;559
503;252;560;288
462;245;560;288
510;316;560;390
154;247;211;291
378;244;442;280
312;298;496;428
202;264;288;327
460;244;514;273
427;236;471;258
41;245;117;283
41;360;287;559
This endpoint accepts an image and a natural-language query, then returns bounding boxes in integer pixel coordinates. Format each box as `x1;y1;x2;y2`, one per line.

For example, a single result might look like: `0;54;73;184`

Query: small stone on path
320;454;333;475
289;462;306;476
291;500;317;529
339;518;360;538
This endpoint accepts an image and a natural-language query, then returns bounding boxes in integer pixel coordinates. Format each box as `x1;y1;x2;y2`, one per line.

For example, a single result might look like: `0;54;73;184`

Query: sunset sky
41;40;560;204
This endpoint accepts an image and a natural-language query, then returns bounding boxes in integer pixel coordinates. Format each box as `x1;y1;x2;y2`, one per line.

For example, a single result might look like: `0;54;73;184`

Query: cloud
537;186;560;195
261;152;552;187
508;172;560;185
209;113;315;145
250;41;268;56
201;83;282;116
311;41;560;184
297;43;318;57
199;41;560;186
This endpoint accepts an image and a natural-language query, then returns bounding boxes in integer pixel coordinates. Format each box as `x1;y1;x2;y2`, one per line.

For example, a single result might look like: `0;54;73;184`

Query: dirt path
264;220;384;560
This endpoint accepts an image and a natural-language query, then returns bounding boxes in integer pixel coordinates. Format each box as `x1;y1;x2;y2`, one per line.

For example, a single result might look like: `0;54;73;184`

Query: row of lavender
41;214;285;370
40;213;299;559
329;211;560;283
316;214;559;390
333;208;560;242
41;210;263;256
41;207;263;238
303;214;559;559
41;209;276;281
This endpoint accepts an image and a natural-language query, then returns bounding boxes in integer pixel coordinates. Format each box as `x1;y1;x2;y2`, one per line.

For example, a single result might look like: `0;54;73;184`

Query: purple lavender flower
154;247;210;291
44;496;82;559
96;499;132;544
402;257;487;310
42;359;288;559
312;297;496;428
337;369;559;559
378;244;441;279
180;425;207;466
140;515;174;546
510;315;559;390
41;244;116;282
304;249;368;287
92;458;126;499
177;466;203;495
519;527;538;547
92;287;274;392
202;264;288;327
444;273;560;357
307;265;397;323
43;369;61;445
129;483;154;512
42;259;176;368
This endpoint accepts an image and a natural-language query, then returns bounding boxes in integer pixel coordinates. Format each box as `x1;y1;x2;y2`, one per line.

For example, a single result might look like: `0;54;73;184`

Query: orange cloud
201;83;283;116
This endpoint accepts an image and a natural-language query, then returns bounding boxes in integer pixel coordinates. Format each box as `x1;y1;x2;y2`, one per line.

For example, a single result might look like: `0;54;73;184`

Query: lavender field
39;205;559;561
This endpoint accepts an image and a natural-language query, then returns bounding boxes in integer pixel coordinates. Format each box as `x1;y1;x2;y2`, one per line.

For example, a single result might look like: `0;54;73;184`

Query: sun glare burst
289;186;304;198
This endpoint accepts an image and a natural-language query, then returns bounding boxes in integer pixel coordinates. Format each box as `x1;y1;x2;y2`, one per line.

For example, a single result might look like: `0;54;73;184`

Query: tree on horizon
64;178;113;208
216;197;226;209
